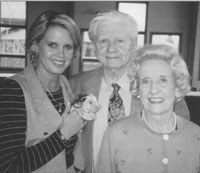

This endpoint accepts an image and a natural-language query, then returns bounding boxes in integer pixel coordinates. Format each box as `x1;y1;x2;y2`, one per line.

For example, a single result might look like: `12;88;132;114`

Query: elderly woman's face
138;59;178;116
95;20;134;72
37;26;74;76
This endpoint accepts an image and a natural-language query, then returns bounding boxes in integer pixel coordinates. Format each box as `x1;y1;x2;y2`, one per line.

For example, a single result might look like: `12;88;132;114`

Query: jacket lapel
82;67;104;98
59;75;75;112
25;66;63;128
81;67;104;172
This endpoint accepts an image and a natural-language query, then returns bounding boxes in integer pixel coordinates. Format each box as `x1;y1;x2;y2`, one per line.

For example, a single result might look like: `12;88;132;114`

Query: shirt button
162;158;168;164
43;132;48;136
163;134;169;140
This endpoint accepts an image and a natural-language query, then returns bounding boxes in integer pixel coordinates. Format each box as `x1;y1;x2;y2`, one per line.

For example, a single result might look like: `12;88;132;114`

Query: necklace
142;110;177;134
46;89;63;114
36;72;63;114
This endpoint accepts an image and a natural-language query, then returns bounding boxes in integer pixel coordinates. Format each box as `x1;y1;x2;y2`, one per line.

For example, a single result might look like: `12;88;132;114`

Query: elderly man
70;10;190;173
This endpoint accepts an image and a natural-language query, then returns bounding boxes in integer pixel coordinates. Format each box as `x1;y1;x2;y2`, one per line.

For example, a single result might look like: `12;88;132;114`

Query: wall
192;3;200;90
27;2;71;29
147;2;197;73
74;1;116;29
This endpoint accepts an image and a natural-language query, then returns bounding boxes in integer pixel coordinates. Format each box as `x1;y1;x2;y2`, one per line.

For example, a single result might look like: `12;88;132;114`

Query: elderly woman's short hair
27;11;81;67
128;44;191;102
88;10;138;43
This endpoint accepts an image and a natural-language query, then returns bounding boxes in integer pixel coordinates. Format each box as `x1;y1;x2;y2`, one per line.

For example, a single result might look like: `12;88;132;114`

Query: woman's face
138;59;178;116
37;26;74;76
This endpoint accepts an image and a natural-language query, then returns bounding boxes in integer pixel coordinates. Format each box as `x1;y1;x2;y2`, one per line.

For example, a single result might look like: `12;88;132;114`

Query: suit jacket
69;66;190;173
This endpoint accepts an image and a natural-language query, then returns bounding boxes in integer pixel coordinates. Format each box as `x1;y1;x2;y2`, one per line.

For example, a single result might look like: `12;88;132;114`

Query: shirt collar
103;72;130;92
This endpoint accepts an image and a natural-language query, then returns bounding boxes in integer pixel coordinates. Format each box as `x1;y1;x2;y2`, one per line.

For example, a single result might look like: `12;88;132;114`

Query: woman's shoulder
0;77;25;116
177;116;200;135
0;77;23;95
1;77;18;84
109;114;141;131
70;67;103;82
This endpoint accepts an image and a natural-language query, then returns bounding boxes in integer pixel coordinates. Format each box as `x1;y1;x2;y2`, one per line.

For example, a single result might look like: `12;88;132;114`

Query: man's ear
131;38;137;49
93;42;99;57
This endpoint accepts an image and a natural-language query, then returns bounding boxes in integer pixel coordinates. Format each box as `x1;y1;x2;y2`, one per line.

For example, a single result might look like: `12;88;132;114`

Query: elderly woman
95;45;200;173
0;11;86;173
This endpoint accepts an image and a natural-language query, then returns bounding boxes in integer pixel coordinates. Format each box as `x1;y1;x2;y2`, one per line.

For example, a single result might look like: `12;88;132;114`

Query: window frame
0;2;27;75
150;32;182;52
80;29;101;72
117;1;148;46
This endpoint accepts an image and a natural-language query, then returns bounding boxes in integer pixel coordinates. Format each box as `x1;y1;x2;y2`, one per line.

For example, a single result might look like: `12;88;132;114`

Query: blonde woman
0;11;86;173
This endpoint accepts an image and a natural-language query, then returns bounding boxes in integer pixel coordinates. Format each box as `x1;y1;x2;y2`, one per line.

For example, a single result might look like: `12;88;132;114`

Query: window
81;30;101;72
150;32;182;52
0;2;26;77
118;2;147;48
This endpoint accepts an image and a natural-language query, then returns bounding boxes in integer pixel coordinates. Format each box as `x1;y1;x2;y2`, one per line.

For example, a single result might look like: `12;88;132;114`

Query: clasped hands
60;109;88;140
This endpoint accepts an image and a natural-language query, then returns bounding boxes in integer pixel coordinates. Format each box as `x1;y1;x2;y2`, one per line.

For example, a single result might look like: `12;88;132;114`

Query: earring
175;90;182;102
30;45;39;67
31;45;39;56
176;94;181;100
176;92;180;98
137;95;140;99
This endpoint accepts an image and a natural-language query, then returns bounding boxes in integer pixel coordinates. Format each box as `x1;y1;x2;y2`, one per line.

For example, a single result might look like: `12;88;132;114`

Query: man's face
95;20;135;72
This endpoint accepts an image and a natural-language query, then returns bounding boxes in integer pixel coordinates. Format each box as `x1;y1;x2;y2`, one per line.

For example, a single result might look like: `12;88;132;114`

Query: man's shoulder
69;67;103;95
70;67;102;82
70;70;93;81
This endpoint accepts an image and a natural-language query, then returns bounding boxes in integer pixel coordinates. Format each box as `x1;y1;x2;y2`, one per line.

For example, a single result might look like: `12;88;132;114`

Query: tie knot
112;83;120;92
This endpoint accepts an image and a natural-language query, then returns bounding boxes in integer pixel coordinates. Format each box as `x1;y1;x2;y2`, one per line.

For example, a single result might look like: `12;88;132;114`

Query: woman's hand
60;110;87;140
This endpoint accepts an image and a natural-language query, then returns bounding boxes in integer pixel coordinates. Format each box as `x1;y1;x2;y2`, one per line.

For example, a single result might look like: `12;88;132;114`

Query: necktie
108;83;125;123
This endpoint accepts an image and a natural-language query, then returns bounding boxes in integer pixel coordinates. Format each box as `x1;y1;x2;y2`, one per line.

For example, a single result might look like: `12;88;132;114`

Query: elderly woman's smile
148;97;164;103
138;59;177;116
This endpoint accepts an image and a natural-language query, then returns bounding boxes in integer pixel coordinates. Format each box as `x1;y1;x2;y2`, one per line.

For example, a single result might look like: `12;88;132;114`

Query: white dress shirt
92;72;132;170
